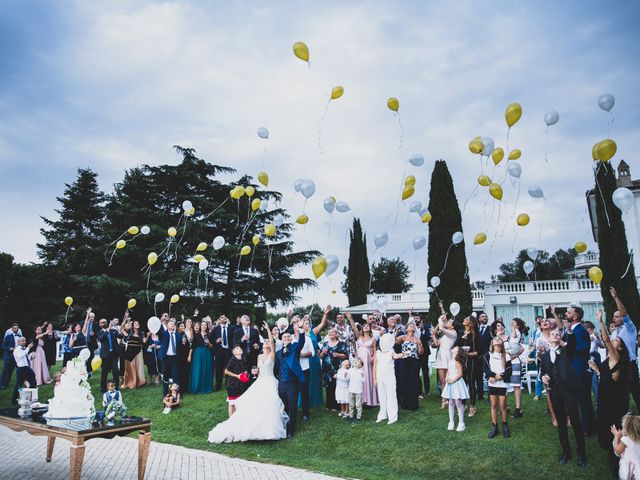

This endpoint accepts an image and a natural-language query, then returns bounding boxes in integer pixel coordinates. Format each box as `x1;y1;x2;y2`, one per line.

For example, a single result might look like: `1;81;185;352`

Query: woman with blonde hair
483;337;512;439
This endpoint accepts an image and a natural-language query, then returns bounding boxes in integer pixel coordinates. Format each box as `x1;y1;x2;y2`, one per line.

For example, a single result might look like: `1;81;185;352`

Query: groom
275;322;305;438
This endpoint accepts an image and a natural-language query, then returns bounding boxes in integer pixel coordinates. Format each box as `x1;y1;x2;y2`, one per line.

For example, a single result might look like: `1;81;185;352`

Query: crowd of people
2;287;640;477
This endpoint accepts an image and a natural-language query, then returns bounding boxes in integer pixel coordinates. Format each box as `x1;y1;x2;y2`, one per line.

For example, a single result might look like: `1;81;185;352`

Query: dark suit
540;335;586;459
418;327;431;396
97;328;121;393
477;324;492;399
562;323;595;434
275;338;305;436
1;333;20;388
232;326;261;370
158;329;184;395
212;324;235;391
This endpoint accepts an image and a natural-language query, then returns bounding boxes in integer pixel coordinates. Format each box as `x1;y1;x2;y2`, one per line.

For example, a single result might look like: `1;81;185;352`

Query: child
224;345;248;417
613;414;640;479
102;381;123;408
374;334;405;425
162;383;180;414
348;357;365;423
335;359;350;417
442;347;469;432
483;338;512;439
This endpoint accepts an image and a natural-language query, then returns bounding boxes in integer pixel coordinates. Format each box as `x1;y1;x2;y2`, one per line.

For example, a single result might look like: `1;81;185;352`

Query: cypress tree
594;162;640;324
426;160;472;324
342;218;370;306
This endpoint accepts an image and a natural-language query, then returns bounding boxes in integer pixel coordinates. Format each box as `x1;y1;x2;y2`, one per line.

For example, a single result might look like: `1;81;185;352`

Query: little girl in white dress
335;359;351;417
443;347;469;432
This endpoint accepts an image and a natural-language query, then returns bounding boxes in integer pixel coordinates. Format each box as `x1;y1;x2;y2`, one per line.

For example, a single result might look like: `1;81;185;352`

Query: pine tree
426;160;472;324
370;257;413;293
594;162;640;324
342;218;370;306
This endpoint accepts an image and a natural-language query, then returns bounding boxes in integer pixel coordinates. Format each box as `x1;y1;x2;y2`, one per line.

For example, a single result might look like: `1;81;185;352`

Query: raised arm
610;287;629;318
346;313;360;339
313;305;332;336
265;321;276;359
81;308;92;335
596;309;618;364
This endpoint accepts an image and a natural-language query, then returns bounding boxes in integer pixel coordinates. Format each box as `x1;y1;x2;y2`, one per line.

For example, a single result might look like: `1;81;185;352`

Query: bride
208;326;288;443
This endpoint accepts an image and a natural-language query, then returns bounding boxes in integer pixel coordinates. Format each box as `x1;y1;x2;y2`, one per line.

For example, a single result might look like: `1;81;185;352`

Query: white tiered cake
46;357;95;421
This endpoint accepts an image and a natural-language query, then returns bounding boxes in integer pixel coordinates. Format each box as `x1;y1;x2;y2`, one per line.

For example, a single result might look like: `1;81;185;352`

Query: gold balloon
148;252;158;266
170;294;180;304
421;212;432;223
505;102;523;127
230;186;245;199
127;226;139;235
167;227;177;238
597;139;617;162
575;241;587;253
258;172;269;187
116;239;126;249
588;266;603;285
193;254;205;263
293;41;309;62
478;175;491;187
185;207;195;216
387;97;399;112
312;256;327;279
517;213;530;226
592;142;600;161
469;138;483;154
473;233;487;245
402;186;415;200
64;296;73;306
508;149;521;160
251;199;261;211
252;235;261;246
331;86;344;100
296;214;309;225
404;175;416;187
489;183;503;201
127;298;137;309
91;357;102;371
196;242;208;252
240;246;251;256
264;224;276;237
492;147;504;165
245;186;255;197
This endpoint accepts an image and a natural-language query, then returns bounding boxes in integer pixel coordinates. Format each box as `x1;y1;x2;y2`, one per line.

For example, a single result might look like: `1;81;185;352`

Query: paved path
0;426;345;479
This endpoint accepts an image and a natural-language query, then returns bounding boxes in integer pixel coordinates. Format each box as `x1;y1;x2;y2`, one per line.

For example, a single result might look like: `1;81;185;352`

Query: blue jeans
535;376;543;397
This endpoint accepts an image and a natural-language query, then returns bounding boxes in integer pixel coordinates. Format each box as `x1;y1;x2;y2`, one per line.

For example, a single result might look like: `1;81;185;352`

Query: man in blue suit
157;320;184;396
97;318;121;393
275;322;305;438
1;323;21;389
561;306;595;435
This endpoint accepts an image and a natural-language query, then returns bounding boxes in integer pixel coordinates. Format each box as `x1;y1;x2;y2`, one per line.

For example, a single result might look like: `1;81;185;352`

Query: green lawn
0;360;613;480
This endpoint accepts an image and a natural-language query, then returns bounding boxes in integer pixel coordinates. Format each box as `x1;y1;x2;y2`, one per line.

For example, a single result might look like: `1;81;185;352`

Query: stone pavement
0;426;345;479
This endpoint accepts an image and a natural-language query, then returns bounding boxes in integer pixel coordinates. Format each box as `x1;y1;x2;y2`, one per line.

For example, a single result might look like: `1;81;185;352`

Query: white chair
525;369;538;394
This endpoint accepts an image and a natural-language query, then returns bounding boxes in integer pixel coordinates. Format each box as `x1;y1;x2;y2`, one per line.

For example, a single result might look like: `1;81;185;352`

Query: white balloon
430;276;441;288
212;236;225;250
274;214;285;227
409;153;424;167
452;231;464;245
450;302;460;317
276;317;289;332
154;292;165;303
426;286;434;294
299;179;316;199
182;200;193;212
78;348;90;362
598;93;615;112
379;333;395;353
198;259;209;270
257;127;269;139
323;197;335;214
294;179;304;192
508;162;522;178
335;201;351;213
325;254;339;276
260;201;268;212
544;110;559;126
526;247;539;260
147;316;161;335
418;207;429;217
528;185;544;199
408;200;422;213
471;312;477;318
140;225;150;235
612;187;634;213
523;260;534;275
412;234;426;250
374;231;388;248
481;137;495;156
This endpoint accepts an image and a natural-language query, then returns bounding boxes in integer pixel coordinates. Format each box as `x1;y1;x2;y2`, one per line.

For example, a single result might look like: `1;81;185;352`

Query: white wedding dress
208;355;289;443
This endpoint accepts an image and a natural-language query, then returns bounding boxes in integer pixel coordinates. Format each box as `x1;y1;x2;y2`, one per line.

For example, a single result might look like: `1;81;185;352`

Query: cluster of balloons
311;254;339;278
402;175;416;200
230;185;257;200
323;197;350;214
294;179;316;199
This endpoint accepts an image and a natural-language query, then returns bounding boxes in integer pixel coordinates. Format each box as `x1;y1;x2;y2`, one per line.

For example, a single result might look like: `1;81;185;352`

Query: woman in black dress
179;320;194;394
395;323;424;410
42;322;59;369
318;329;348;411
69;323;86;358
457;316;480;416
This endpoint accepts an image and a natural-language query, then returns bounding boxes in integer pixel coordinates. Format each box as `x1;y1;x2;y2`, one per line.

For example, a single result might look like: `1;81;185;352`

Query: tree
594;162;640;324
496;248;578;282
370;257;413;293
342;218;370;306
426;160;472;323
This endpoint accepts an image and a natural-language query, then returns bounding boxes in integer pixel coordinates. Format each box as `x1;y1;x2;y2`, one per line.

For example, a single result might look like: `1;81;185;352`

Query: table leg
138;431;151;480
46;435;56;462
69;438;85;480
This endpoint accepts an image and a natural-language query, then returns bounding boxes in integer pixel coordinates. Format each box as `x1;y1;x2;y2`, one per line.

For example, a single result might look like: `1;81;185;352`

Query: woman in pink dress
30;326;52;385
347;313;379;406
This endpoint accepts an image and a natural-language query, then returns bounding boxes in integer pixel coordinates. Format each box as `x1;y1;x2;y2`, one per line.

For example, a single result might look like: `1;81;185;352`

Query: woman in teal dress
297;315;326;408
189;323;213;394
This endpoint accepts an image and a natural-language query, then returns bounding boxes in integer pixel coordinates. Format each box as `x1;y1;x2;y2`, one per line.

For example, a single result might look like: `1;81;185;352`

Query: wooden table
0;408;151;480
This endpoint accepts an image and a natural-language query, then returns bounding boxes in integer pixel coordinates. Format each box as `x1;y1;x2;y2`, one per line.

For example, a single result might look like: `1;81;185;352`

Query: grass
0;360;612;480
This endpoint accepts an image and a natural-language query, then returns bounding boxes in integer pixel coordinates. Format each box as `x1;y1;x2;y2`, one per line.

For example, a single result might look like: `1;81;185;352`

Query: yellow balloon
597;139;617;162
404;175;416;187
185;207;195;216
127;298;137;309
252;235;261;246
592;142;600;161
331;86;344;100
293;41;309;62
508;149;521;160
230;186;245;199
489;183;503;201
492;147;504;165
245;186;255;197
148;252;158;266
469;138;483;154
296;214;309;225
478;175;492;187
167;227;177;238
170;294;180;304
473;233;487;245
257;172;269;187
264;224;276;237
251;199;261;211
421;212;432;224
64;296;73;306
196;242;208;252
116;239;126;249
402;186;415;200
505;102;523;127
575;241;587;254
588;266;603;285
517;213;530;226
312;256;327;279
91;357;102;371
240;246;251;256
193;254;205;263
387;97;399;112
127;226;139;235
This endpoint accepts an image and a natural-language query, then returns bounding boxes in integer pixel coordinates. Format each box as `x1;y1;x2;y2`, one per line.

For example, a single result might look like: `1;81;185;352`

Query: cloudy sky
1;0;639;309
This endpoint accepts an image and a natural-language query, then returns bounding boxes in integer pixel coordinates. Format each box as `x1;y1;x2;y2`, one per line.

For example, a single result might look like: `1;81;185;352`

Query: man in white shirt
12;337;36;404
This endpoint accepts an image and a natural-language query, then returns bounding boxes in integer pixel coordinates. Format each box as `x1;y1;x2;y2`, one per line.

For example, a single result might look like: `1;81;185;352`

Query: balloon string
104;230;127;265
203;197;231;220
607;111;615;138
537;199;547;248
303;223;313;251
621;250;634;279
462;184;479;214
438;243;455;276
544;125;550;163
511;180;521;217
153;302;158;317
308;63;332;88
145;268;152;303
396;113;404;149
506;127;511;153
317;98;331;154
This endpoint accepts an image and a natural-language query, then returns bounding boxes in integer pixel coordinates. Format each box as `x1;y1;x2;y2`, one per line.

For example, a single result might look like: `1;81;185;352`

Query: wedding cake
46;357;95;420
